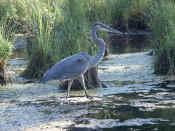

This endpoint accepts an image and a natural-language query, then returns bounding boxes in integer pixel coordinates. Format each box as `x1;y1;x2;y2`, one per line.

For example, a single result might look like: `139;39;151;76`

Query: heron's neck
90;27;105;67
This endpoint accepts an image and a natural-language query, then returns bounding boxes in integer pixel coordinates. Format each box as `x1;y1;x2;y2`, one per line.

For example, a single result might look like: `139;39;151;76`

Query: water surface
1;37;175;131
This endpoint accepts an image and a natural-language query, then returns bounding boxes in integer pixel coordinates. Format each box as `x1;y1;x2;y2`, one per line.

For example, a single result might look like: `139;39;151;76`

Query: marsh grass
148;0;175;74
19;0;151;78
2;0;175;78
20;0;57;77
21;0;93;78
0;0;151;78
0;34;12;61
0;29;12;85
102;0;150;31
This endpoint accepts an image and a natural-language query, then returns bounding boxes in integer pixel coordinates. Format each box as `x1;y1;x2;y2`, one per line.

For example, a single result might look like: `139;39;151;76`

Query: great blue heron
40;23;123;98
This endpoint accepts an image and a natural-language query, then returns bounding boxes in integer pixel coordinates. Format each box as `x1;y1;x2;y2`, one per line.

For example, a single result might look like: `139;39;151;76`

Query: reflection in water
110;35;150;54
4;81;175;131
74;79;175;131
70;124;175;131
70;127;102;131
103;125;175;131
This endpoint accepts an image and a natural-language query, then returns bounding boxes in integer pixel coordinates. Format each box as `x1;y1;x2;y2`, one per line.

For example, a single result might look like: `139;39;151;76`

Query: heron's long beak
104;25;136;36
105;26;123;34
110;28;123;34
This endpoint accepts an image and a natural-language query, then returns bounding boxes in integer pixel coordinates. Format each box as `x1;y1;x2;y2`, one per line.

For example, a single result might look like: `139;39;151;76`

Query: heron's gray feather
41;52;91;82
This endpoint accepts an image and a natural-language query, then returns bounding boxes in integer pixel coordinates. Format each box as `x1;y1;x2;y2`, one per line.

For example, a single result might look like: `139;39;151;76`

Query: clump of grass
0;0;16;23
148;0;175;74
20;0;57;78
0;0;21;85
0;0;28;41
21;0;92;78
0;30;12;85
0;32;12;61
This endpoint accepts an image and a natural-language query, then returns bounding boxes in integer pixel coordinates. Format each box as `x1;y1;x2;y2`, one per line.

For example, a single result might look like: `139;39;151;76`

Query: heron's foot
85;94;93;99
66;95;70;99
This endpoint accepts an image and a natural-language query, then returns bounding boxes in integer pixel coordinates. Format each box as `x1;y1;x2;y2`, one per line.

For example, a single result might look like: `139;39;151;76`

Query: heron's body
40;23;123;98
41;52;91;82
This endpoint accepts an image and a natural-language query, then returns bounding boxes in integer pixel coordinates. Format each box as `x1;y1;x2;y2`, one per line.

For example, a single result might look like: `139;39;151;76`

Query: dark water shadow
69;127;102;131
70;79;175;131
69;125;175;131
109;35;150;54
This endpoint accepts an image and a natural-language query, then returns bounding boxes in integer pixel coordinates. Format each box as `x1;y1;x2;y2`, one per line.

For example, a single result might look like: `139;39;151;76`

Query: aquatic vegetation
17;0;92;78
148;0;175;74
0;0;151;79
3;0;175;78
0;32;12;85
0;34;12;61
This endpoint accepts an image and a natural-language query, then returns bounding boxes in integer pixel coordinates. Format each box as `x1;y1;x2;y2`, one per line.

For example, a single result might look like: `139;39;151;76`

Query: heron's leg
79;75;89;98
66;80;73;98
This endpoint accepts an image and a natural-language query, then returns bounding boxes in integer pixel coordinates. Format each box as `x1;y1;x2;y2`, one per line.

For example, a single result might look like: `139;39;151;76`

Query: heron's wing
44;53;90;81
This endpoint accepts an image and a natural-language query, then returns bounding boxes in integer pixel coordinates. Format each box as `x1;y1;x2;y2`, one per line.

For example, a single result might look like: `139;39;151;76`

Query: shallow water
1;38;175;131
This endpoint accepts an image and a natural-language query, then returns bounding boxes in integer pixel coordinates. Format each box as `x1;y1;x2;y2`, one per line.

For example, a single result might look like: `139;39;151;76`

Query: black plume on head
93;22;105;27
93;23;113;30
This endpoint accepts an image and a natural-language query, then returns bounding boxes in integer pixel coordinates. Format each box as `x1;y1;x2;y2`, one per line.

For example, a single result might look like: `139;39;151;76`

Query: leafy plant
0;32;12;61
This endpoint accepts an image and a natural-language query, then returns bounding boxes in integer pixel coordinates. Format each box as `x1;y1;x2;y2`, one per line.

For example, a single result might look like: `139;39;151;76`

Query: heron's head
94;23;123;34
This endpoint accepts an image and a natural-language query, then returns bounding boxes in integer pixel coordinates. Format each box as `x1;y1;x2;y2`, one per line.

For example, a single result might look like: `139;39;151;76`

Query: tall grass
20;0;93;78
0;0;16;23
0;28;12;85
19;0;58;77
148;0;175;74
0;0;16;84
0;0;151;78
0;30;12;62
21;0;152;78
3;0;175;78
